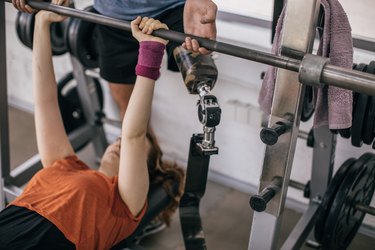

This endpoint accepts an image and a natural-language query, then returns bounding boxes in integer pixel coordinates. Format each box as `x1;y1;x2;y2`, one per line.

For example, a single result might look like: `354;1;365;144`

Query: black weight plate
24;12;35;50
314;157;356;243
57;72;104;133
351;63;368;147
339;128;351;138
362;96;375;144
57;72;85;133
331;62;353;138
16;12;26;47
15;12;23;45
301;85;315;122
362;62;375;144
322;153;375;250
66;6;99;68
50;20;68;56
15;12;33;50
14;11;67;56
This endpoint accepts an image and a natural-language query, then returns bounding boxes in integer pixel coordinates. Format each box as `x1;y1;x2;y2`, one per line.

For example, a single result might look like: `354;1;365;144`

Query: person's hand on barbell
182;0;217;54
36;0;70;23
12;0;35;13
131;16;169;45
12;0;70;14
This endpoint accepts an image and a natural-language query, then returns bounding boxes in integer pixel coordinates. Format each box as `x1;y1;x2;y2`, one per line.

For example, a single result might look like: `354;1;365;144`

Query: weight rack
1;0;375;249
249;1;325;248
249;0;372;249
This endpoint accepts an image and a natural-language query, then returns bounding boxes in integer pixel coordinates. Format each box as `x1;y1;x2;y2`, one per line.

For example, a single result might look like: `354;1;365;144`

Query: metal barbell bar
355;204;375;216
4;0;375;95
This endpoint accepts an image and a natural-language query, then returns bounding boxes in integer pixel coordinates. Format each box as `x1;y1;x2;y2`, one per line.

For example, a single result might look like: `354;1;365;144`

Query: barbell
3;0;375;96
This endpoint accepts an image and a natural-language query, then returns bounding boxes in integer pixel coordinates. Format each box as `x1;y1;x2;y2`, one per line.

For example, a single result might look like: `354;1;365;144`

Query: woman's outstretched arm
118;17;169;216
32;0;74;167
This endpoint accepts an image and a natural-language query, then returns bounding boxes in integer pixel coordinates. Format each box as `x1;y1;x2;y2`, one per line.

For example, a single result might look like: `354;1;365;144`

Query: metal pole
0;1;10;209
3;0;375;95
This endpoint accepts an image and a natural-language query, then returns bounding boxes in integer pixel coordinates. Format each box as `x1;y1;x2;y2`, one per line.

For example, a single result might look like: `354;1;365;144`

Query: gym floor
7;106;375;250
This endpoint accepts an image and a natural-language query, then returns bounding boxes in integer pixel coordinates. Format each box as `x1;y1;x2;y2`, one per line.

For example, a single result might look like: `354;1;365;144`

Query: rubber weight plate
66;5;99;68
334;64;362;139
351;63;368;147
314;157;356;243
57;72;103;134
50;20;69;56
15;11;68;56
15;12;35;50
362;61;375;144
322;153;375;250
301;85;315;122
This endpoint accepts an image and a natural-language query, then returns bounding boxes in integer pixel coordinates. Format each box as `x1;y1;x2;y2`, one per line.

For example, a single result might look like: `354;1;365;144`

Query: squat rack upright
249;0;333;249
1;1;375;249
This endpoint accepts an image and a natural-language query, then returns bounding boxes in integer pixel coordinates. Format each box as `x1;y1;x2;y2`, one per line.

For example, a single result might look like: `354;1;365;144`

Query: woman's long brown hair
146;132;185;226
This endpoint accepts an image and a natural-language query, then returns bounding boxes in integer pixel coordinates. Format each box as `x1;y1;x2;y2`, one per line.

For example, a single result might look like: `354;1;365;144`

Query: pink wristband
135;41;166;80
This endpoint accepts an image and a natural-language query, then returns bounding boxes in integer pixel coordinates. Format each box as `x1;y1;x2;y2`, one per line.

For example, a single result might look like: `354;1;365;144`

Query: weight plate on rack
362;96;375;144
301;85;315;122
314;157;356;243
351;63;368;147
57;72;103;134
322;153;375;250
362;62;375;144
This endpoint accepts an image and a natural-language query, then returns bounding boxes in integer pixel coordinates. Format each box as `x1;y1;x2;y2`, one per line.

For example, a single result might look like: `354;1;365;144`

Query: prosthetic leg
174;47;221;250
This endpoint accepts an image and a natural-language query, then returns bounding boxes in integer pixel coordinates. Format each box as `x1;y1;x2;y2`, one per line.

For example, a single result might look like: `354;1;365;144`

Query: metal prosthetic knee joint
174;46;221;154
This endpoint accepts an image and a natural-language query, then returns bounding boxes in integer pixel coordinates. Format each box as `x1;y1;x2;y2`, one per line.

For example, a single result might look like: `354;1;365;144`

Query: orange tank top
10;155;147;250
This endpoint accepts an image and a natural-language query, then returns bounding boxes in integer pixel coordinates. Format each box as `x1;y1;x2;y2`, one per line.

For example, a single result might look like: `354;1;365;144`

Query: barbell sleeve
3;0;375;95
355;204;375;216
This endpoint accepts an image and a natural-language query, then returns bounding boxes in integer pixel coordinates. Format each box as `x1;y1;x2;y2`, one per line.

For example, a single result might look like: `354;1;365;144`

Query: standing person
93;0;218;119
0;1;184;249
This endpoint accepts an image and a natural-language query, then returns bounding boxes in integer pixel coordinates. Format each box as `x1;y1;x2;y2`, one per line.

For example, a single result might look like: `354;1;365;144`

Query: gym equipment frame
249;1;333;249
1;1;375;249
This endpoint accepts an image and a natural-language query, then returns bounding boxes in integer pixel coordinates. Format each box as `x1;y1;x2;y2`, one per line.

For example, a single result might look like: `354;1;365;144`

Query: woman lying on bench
0;1;183;249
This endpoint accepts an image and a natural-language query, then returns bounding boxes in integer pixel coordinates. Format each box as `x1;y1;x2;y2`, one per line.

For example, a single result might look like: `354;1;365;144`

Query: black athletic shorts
96;5;184;84
0;205;75;250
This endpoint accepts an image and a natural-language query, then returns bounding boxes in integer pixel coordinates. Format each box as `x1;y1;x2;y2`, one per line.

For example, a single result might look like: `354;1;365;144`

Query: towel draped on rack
258;0;353;129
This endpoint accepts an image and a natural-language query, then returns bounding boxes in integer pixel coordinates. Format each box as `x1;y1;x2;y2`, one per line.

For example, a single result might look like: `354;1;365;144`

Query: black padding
66;5;99;68
362;61;375;144
351;63;368;147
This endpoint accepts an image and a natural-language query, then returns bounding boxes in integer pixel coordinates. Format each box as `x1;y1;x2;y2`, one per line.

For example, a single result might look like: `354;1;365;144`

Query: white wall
5;0;375;229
